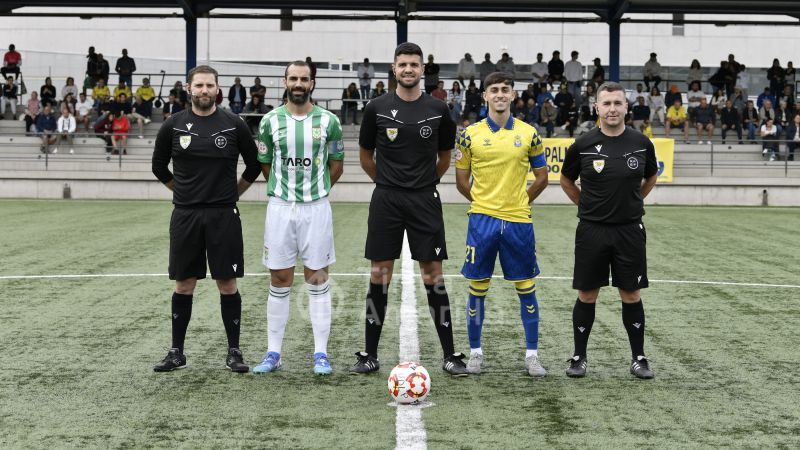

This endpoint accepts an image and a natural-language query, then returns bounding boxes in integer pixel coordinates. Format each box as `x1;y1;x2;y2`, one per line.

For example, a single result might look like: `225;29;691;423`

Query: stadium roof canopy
4;0;800;74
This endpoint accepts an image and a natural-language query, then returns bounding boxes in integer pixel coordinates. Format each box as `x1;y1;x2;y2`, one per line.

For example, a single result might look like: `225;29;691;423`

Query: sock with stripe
171;292;193;352
425;283;455;358
267;285;291;354
622;299;646;358
307;280;332;355
572;298;596;358
220;291;242;349
466;279;490;350
516;279;540;351
365;282;388;359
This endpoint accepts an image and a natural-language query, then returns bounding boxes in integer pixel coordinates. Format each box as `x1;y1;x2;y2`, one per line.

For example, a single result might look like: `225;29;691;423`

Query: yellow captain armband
514;278;537;295
468;279;491;297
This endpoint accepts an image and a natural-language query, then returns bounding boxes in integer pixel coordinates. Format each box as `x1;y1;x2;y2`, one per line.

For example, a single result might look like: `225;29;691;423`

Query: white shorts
263;196;336;271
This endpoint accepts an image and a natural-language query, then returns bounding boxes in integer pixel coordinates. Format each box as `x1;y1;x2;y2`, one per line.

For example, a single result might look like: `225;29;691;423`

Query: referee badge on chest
593;159;605;173
386;128;399;142
179;135;191;149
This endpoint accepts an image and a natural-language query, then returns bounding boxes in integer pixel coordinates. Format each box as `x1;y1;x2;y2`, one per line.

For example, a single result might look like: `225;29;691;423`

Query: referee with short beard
151;65;260;372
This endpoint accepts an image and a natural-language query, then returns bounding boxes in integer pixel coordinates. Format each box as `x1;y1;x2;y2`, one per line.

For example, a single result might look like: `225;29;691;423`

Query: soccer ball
388;361;431;404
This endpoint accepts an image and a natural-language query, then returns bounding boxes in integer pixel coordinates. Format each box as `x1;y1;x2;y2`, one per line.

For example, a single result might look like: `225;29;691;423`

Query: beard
191;93;215;111
288;87;310;105
396;74;421;89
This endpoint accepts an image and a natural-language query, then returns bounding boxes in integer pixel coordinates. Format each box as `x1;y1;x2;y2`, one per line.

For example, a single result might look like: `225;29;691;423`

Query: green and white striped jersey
257;105;345;202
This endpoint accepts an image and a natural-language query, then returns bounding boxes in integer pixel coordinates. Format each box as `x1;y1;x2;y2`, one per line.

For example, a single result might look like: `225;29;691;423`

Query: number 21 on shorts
465;245;477;264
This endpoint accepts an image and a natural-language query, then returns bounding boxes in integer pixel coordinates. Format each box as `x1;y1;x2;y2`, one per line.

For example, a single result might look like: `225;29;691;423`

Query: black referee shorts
365;187;448;262
572;220;648;292
169;206;245;281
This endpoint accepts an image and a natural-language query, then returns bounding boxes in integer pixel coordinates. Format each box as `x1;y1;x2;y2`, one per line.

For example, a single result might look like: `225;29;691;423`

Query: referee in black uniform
560;82;658;379
350;42;468;376
151;65;261;372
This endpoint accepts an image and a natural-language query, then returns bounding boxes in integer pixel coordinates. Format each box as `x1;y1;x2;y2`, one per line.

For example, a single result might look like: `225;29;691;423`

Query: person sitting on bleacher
92;79;110;108
130;95;151;139
1;44;21;80
113;80;131;104
759;99;775;128
720;100;743;144
1;75;17;120
775;101;791;137
111;110;130;155
94;111;113;158
135;77;155;117
243;94;269;134
631;97;651;132
40;77;57;107
760;118;780;161
539;98;557;138
786;113;799;161
35;103;57;155
664;85;682;110
55;106;76;155
112;93;132;117
61;77;78;104
62;93;76;115
23;91;39;133
76;92;94;132
665;99;690;143
228;77;246;114
686;82;704;118
693;97;716;144
162;93;183;119
743;100;760;143
756;87;776;110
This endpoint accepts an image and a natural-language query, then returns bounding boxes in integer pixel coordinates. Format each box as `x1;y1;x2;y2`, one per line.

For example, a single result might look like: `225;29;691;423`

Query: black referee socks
622;299;646;358
365;282;389;358
171;292;193;352
220;291;242;349
425;283;455;358
572;298;596;358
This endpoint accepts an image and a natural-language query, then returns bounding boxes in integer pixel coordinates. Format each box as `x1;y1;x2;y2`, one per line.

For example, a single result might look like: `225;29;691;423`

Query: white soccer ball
388;361;431;404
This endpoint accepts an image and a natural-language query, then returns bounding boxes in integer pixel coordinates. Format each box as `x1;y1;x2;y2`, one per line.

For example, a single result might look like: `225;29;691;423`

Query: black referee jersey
359;92;456;190
152;108;260;208
561;127;658;224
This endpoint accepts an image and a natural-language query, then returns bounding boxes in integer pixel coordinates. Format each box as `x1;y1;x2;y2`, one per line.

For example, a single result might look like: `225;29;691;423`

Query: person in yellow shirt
135;77;156;117
455;72;549;378
92;79;110;106
665;99;689;142
113;80;131;102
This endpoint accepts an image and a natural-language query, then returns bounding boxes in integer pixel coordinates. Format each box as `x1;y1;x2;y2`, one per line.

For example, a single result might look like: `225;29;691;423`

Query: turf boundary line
395;235;427;450
2;273;799;289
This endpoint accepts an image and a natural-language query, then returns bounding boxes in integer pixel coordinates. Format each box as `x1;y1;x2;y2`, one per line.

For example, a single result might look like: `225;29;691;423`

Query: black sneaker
226;348;249;373
154;348;187;372
630;356;655;379
349;351;379;374
566;355;588;378
442;352;469;377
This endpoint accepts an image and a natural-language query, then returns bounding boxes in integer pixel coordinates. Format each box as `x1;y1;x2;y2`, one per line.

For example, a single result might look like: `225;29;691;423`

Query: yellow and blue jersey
455;115;546;223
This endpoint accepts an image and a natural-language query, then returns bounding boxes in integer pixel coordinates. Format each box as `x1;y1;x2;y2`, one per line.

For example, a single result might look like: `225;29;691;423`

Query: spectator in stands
463;82;482;122
162;93;183;119
760;118;779;161
536;87;555;110
743;100;759;143
539;98;557;137
710;88;726;115
357;58;374;107
665;84;682;109
249;77;266;100
648;87;665;126
387;66;396;92
559;99;580;137
371;81;386;99
113;80;131;103
727;54;742;76
97;54;110;85
548;51;564;89
735;64;749;100
170;81;188;106
719;99;743;144
114;49;136;88
496;52;515;80
524;98;539;128
665;99;690;142
785;62;796;94
23;91;39;133
687;59;703;90
227;77;246;114
767;59;785;97
111;109;129;155
694;97;716;144
582;84;598;123
643;53;662;90
61;77;78;102
62;93;76;115
341;82;359;125
478;53;496;91
641;120;654;139
631;97;650;132
530;53;548;96
86;47;100;88
786;113;799;161
243;94;268;134
456;53;476;88
709;61;734;97
94;110;113;157
627;83;649;106
512;98;526;120
759;99;775;127
731;88;746;116
40;77;57;107
424;54;440;95
92;79;110;107
521;84;537;106
778;85;796;113
135;77;155;118
1;44;21;80
564;51;583;107
686;81;704;117
431;81;447;101
590;57;604;86
130;95;151;138
111;93;132;130
55;106;76;154
35;103;57;154
447;81;462;122
554;84;573;117
775;101;790;136
75;92;93;132
0;75;17;119
756;87;776;110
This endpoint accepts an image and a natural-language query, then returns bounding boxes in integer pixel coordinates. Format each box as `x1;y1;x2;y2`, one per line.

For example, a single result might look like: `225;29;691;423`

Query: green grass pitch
0;199;798;449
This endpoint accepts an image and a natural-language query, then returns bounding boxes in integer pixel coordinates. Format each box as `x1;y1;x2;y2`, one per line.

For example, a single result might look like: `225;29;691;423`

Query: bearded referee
560;82;658;379
151;65;261;372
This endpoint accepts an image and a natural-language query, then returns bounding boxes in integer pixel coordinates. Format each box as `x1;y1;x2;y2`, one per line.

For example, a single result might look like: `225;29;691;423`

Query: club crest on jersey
483;138;491;146
627;156;639;170
214;136;228;149
593;159;605;173
179;135;191;149
312;127;322;140
420;125;433;139
514;135;522;147
386;128;399;141
257;141;268;155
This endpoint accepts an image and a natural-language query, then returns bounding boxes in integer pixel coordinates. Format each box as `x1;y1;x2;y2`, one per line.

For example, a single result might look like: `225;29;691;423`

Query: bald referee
560;81;658;379
151;65;261;372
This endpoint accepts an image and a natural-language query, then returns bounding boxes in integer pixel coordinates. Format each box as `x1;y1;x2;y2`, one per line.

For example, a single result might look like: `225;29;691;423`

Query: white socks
470;347;483;355
526;349;539;358
307;280;332;355
267;285;291;354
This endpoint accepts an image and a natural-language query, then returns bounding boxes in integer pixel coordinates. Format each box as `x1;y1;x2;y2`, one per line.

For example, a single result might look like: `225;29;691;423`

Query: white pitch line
395;235;427;450
1;272;798;290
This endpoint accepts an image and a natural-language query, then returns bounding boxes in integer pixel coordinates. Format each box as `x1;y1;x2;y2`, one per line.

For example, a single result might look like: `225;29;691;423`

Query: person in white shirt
456;53;476;88
648;86;665;126
55;106;76;154
564;50;584;107
447;81;463;123
735;64;749;100
61;77;79;102
357;58;375;109
627;83;649;106
531;52;549;96
643;53;662;90
760;118;779;161
75;92;94;132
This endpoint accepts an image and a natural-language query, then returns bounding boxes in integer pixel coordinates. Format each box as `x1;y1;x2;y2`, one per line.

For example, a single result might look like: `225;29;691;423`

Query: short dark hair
483;72;515;89
394;42;423;62
187;65;218;85
597;81;625;94
285;60;311;78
